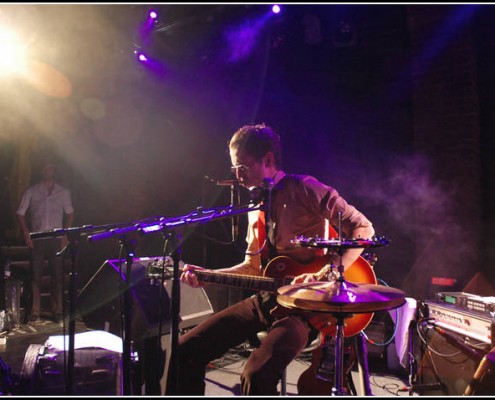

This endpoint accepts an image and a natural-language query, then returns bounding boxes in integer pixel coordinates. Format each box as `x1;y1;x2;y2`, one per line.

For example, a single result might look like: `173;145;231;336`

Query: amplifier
414;323;489;396
437;291;495;314
78;257;215;340
423;300;493;345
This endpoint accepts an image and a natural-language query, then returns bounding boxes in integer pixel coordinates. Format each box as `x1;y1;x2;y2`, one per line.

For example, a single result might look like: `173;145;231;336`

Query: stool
255;330;322;395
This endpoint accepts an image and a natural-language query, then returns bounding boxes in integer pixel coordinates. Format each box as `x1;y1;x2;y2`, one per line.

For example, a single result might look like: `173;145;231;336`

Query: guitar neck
194;270;291;292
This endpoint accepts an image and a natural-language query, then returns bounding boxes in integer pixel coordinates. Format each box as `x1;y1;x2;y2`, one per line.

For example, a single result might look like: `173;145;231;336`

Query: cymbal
277;280;405;314
291;236;390;249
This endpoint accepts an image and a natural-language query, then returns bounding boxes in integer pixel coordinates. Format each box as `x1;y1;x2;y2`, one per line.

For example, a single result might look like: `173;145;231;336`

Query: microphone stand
62;231;81;395
29;222;135;396
30;228;82;395
86;200;264;395
119;234;138;396
163;230;181;395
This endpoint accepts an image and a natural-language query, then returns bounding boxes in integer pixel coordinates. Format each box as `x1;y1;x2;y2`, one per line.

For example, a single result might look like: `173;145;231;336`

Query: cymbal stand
331;311;352;396
331;211;349;395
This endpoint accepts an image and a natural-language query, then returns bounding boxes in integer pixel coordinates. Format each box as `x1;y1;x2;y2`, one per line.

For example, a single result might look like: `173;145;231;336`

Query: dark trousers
166;294;313;395
30;238;63;317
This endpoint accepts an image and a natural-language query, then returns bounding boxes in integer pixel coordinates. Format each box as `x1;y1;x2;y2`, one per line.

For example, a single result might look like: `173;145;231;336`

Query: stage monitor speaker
462;272;495;297
416;327;491;395
77;257;214;341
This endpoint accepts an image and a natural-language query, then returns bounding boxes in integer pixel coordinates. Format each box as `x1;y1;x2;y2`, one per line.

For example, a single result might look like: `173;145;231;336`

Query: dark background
0;4;494;301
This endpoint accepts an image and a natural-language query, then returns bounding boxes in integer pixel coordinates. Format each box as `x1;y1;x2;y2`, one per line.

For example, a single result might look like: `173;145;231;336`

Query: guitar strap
257;209;277;267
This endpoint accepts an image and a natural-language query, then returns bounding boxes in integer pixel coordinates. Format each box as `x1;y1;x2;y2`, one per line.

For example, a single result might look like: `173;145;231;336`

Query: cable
416;318;462;358
361;278;400;347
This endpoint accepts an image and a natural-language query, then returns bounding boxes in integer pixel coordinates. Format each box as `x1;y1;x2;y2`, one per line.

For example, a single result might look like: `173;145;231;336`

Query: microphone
248;178;275;208
204;175;237;186
216;179;237;186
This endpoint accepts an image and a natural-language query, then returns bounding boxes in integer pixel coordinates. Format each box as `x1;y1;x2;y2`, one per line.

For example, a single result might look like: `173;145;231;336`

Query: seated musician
167;123;375;395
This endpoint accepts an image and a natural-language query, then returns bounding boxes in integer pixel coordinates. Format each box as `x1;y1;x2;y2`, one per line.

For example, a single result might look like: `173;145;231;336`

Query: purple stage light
149;10;157;20
135;52;147;62
271;5;281;14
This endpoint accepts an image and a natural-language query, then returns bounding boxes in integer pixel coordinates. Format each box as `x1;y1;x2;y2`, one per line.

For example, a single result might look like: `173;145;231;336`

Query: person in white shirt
16;157;74;324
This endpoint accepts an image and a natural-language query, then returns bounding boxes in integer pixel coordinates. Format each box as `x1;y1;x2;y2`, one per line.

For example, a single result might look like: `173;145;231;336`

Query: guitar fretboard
195;270;292;292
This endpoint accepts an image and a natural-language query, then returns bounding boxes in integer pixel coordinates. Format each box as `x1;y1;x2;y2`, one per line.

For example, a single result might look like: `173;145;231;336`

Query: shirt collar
272;170;286;185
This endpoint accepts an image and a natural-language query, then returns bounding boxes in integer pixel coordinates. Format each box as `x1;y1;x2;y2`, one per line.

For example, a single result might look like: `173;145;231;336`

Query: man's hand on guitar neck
181;264;208;288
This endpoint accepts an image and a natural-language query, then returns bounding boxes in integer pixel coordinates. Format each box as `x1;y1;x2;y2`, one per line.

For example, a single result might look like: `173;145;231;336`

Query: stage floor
0;317;418;396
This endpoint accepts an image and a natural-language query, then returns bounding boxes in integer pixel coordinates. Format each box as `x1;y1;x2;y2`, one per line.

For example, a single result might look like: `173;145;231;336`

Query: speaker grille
77;257;214;340
416;327;491;395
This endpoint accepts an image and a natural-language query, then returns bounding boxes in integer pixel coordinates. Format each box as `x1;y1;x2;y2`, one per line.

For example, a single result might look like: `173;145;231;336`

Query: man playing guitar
167;123;375;395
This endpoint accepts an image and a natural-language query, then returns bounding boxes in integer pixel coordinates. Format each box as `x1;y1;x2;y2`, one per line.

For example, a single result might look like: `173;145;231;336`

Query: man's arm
17;213;33;249
338;224;375;271
291;224;375;284
293;180;376;283
215;260;261;275
64;212;75;229
180;211;262;288
16;188;33;248
61;212;75;249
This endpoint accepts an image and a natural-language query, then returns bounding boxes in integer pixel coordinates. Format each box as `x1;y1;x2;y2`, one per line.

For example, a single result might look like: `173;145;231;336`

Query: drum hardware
279;219;401;395
291;235;390;250
278;280;405;395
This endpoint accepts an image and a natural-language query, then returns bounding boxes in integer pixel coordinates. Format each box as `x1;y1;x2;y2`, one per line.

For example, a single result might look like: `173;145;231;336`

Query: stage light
133;49;166;77
141;8;159;35
0;25;28;75
271;5;281;14
134;50;148;62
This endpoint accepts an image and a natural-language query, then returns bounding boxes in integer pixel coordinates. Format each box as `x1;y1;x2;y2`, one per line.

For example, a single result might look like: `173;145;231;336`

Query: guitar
148;254;377;337
297;333;357;395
